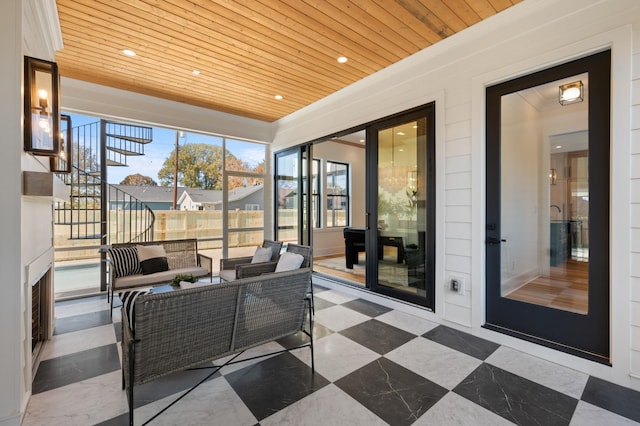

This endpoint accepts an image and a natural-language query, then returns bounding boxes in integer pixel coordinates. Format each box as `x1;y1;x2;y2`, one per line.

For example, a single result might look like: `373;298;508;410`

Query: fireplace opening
32;268;52;356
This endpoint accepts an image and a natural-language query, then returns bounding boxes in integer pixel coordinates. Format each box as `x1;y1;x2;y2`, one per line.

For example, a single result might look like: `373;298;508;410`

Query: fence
54;210;268;261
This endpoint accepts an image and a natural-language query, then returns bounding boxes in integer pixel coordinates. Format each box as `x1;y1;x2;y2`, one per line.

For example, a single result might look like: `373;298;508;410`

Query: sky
65;112;266;185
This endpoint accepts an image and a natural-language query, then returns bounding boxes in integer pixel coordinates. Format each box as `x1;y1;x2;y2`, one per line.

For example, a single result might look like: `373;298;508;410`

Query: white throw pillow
274;252;304;272
251;246;273;263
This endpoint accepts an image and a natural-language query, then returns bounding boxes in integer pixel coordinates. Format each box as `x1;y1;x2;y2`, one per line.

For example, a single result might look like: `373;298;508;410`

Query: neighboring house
109;185;186;211
228;184;264;211
177;184;264;211
278;187;295;209
177;188;221;211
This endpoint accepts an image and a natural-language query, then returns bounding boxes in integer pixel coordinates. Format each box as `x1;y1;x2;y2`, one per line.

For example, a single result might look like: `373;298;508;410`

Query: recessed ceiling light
359;139;364;143
555;145;562;149
337;56;348;63
397;131;405;136
192;69;200;76
274;95;283;100
122;49;136;57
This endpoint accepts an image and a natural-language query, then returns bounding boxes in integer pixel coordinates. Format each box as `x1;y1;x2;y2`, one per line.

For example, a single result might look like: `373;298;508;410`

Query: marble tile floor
24;284;640;426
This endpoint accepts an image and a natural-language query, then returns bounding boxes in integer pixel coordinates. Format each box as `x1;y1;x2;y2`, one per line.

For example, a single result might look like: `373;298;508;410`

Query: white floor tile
486;346;589;399
314;289;358;305
313;305;370;332
413;391;515;426
134;376;257;426
376;309;439;336
292;333;380;382
385;337;482;390
261;384;387;426
41;324;116;360
217;341;287;376
23;371;127;426
54;298;110;318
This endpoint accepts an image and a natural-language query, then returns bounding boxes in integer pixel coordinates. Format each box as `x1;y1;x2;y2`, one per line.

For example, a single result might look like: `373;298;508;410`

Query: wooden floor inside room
314;255;365;285
505;259;589;314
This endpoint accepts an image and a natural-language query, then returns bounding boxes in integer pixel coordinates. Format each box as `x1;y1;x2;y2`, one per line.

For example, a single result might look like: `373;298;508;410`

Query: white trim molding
22;0;63;60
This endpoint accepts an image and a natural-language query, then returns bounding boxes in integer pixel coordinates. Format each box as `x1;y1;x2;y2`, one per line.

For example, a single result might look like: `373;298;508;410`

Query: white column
0;0;26;424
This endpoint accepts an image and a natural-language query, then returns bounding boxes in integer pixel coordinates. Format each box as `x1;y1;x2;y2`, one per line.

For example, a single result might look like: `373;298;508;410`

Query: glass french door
485;50;610;363
275;145;312;245
367;105;435;309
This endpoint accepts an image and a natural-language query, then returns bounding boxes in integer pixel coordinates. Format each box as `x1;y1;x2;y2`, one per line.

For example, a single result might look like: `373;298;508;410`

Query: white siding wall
631;24;640;379
271;0;640;390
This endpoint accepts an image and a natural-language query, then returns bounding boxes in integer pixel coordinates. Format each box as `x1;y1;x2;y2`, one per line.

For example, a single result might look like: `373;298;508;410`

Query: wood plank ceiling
55;0;521;122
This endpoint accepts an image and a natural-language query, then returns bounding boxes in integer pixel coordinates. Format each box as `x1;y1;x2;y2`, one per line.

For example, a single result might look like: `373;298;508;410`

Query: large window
326;161;349;227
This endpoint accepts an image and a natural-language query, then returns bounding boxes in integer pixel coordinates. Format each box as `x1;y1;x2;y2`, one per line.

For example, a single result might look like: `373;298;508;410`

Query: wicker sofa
121;267;314;425
106;238;212;315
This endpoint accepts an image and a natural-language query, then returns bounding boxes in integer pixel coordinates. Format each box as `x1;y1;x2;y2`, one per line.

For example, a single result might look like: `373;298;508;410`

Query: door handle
486;237;506;245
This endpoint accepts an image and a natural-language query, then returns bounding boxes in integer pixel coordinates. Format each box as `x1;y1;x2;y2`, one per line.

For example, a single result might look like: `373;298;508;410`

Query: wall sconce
558;80;584;106
50;114;72;173
24;56;60;156
549;168;557;185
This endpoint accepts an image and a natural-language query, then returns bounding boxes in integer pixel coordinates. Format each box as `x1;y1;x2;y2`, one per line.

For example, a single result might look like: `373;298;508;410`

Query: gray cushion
251;246;272;263
113;266;209;290
219;269;237;282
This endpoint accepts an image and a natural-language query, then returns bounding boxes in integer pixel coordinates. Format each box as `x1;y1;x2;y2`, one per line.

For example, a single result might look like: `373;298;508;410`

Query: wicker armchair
219;240;282;281
220;243;312;282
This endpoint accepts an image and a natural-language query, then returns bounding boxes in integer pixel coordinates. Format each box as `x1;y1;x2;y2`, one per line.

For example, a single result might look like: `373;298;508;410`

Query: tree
158;143;264;190
120;173;157;186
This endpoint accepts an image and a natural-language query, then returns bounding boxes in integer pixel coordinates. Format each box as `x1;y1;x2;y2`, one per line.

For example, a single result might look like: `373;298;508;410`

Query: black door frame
274;145;313;245
484;50;611;364
366;103;436;309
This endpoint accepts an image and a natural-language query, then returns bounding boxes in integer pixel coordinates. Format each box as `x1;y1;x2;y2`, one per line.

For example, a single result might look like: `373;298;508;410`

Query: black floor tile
54;310;112;335
342;298;393;317
113;321;122;342
132;364;221;408
454;363;578;426
276;321;332;348
225;351;329;421
335;357;448;426
33;344;121;394
581;376;640;422
423;325;499;360
340;319;415;355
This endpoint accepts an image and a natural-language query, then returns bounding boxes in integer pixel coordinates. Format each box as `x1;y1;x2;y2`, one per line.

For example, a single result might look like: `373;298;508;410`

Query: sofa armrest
236;261;278;278
197;253;213;281
220;256;253;270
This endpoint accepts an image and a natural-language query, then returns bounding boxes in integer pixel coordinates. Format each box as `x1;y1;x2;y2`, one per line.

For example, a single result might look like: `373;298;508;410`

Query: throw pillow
119;289;151;330
108;247;142;278
251;246;273;263
274;252;304;272
136;244;169;275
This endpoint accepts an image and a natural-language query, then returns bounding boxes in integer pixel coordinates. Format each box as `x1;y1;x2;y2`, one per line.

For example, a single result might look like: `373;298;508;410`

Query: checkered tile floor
24;283;640;425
